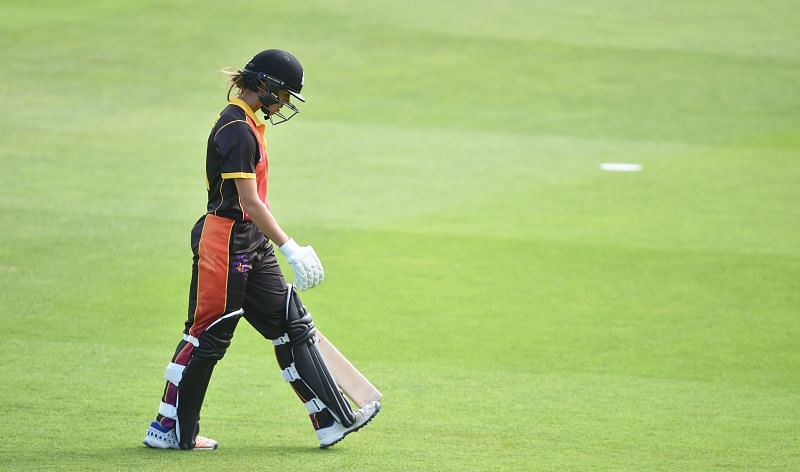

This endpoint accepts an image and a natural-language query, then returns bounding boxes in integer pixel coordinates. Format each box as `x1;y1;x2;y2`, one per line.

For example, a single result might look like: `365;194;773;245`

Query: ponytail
221;67;247;100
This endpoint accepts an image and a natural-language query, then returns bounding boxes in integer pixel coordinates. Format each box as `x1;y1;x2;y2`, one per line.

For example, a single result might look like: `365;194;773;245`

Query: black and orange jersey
205;98;269;222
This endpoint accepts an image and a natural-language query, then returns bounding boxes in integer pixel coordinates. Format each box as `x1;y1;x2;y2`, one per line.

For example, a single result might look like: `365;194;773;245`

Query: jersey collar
228;97;265;128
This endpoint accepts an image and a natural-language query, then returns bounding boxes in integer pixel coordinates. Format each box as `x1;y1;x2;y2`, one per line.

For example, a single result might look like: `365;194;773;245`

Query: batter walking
142;49;380;450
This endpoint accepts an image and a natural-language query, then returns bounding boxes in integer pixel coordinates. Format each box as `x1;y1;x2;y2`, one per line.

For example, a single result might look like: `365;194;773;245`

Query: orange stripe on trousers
189;214;234;338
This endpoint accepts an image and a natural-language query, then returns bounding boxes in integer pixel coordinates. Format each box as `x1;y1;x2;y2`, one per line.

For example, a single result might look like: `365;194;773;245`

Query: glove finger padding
289;261;304;290
306;247;323;287
308;269;318;288
296;267;309;291
299;258;313;289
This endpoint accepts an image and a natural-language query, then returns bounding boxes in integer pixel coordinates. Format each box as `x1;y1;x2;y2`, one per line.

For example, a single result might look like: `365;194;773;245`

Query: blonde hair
222;67;247;99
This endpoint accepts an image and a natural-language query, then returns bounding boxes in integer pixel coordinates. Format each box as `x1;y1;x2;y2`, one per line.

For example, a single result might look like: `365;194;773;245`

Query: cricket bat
316;330;382;408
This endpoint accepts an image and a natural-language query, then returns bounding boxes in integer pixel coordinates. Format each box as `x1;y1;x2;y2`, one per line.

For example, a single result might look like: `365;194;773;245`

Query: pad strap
304;398;325;413
183;333;199;347
271;334;290;346
164;362;185;386
281;363;300;382
159;401;178;419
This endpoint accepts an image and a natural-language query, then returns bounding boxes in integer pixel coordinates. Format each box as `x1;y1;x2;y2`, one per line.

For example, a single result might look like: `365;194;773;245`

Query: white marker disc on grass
600;163;642;172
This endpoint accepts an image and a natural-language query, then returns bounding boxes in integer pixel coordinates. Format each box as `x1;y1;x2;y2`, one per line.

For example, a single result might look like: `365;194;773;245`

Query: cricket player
143;49;380;450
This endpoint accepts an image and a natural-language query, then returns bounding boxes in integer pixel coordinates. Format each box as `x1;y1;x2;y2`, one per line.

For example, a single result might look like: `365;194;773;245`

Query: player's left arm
235;178;323;290
235;177;288;245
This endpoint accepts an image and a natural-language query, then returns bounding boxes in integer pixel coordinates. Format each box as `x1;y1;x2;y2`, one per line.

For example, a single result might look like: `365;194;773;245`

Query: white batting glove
279;238;324;291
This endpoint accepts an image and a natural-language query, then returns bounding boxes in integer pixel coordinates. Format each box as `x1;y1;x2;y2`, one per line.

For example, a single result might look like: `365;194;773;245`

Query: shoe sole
143;440;170;449
320;403;381;449
143;440;218;451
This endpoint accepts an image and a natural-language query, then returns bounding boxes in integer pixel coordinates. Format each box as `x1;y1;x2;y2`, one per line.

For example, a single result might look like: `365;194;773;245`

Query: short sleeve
214;122;257;179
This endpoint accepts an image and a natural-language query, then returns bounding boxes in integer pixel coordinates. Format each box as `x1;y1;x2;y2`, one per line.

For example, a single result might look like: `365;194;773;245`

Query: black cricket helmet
242;49;305;125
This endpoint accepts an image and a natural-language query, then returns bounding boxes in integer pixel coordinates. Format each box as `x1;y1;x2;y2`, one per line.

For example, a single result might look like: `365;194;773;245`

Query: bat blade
316;330;382;407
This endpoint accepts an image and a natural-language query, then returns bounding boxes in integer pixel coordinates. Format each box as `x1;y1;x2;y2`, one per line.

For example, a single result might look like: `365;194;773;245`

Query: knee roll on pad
286;290;316;343
194;310;242;361
273;285;356;427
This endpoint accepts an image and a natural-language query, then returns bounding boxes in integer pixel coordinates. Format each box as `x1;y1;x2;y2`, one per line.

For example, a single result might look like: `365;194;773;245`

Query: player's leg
145;321;237;451
277;285;380;447
144;215;247;450
242;247;345;429
174;308;242;448
242;246;379;447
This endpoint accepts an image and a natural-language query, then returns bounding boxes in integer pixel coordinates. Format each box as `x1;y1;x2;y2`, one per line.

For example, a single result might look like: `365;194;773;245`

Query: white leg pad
159;401;178;420
304;397;326;414
164;363;185;386
281;363;300;382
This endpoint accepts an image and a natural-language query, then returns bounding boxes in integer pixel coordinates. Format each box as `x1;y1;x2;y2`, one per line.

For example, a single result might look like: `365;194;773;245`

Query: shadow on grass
127;444;343;456
13;439;357;470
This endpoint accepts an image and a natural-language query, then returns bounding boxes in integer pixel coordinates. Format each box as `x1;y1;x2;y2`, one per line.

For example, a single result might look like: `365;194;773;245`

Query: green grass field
1;1;799;470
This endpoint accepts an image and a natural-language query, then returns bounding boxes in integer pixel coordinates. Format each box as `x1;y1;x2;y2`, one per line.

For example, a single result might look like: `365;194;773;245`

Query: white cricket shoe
143;421;218;450
317;401;381;448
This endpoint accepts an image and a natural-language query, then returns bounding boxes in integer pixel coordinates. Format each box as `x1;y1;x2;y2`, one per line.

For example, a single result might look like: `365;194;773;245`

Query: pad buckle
164;362;185;386
158;401;178;420
303;397;325;414
280;363;300;382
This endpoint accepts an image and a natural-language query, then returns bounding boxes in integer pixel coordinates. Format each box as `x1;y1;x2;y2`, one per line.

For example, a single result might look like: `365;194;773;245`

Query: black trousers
158;214;289;429
184;214;288;340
